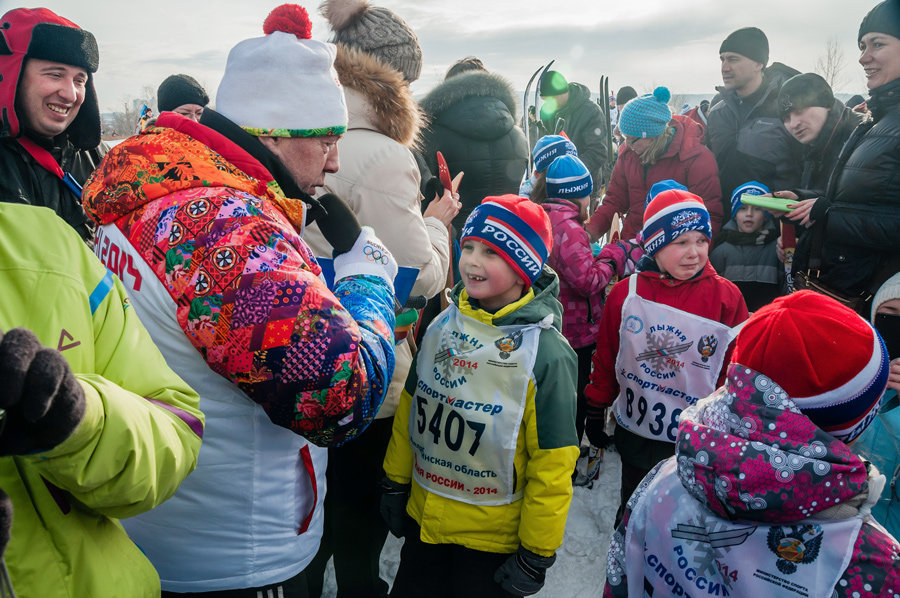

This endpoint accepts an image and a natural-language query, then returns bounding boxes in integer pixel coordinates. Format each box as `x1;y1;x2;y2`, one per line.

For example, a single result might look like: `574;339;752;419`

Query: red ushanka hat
0;7;100;149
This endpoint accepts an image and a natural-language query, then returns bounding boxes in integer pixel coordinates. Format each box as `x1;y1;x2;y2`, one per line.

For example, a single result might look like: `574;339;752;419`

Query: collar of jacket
451;266;563;329
807;100;852;156
867;78;900;121
335;44;422;148
197;108;324;223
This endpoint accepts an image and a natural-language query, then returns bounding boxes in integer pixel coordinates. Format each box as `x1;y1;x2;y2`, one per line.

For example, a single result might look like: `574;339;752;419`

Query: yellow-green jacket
0;204;203;597
383;267;578;557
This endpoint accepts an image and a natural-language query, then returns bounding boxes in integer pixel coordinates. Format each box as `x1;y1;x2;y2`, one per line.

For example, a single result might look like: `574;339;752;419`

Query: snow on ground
320;449;622;598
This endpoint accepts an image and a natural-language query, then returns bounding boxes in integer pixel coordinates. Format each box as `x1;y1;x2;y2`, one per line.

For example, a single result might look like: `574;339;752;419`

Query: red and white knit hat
732;290;889;443
642;189;711;257
216;4;347;137
460;195;552;289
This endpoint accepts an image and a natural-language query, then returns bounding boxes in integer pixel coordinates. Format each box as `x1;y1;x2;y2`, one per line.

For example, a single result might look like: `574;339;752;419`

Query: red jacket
586;115;723;241
585;261;748;410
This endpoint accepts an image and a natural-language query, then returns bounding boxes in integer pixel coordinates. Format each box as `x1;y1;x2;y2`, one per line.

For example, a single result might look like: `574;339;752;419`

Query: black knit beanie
859;0;900;42
540;71;569;97
719;27;769;66
777;73;834;119
615;86;638;106
157;74;209;113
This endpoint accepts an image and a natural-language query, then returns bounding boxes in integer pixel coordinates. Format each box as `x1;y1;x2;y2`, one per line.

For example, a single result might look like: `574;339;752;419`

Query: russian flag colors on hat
460;195;552;288
730;180;770;219
732;291;889;443
645;178;688;209
546;155;593;200
533;134;577;173
641;189;711;257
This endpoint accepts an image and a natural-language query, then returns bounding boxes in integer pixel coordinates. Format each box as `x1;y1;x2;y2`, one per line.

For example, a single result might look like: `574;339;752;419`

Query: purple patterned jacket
606;364;900;597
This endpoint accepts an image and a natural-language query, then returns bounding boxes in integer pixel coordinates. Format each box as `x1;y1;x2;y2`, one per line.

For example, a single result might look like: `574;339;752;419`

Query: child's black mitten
379;476;410;538
0;328;86;455
494;546;556;596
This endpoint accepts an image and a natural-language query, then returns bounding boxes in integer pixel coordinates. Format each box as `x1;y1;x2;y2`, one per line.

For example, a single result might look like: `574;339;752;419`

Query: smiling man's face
17;58;87;138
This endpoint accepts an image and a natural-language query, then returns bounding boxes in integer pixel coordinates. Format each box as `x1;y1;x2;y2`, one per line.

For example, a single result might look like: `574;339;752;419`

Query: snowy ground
320;449;622;598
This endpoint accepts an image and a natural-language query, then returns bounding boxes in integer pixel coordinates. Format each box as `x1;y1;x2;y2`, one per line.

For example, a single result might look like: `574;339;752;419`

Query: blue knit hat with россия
618;86;673;139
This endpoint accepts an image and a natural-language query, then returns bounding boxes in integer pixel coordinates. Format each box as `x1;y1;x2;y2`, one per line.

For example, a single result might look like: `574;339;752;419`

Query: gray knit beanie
320;0;422;82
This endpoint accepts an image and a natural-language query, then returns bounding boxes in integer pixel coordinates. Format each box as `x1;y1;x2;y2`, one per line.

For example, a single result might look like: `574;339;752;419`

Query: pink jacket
543;200;618;348
586;115;723;241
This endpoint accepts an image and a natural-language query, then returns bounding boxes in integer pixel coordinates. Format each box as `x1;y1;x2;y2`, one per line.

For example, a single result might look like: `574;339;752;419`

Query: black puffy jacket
0;135;103;242
798;79;900;296
420;71;528;233
707;62;801;208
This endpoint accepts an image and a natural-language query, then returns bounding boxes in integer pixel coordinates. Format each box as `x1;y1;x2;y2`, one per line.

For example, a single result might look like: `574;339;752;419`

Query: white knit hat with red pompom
216;4;347;137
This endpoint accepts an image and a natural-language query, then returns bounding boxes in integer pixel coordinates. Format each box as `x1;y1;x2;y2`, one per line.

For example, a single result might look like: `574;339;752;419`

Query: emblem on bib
495;330;524;359
635;326;693;379
767;525;823;574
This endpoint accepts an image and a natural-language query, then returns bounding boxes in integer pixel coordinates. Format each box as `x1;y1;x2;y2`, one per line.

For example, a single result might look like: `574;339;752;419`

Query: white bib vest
410;304;547;505
613;275;739;442
625;459;862;598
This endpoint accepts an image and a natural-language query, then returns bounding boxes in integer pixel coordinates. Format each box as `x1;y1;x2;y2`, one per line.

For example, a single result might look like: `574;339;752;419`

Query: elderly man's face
260;135;341;194
18;58;86;138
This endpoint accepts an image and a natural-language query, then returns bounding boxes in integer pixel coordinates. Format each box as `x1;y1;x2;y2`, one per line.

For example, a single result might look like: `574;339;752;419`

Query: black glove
0;489;10;556
0;328;86;455
584;407;612;449
379;476;410;538
315;193;362;256
494;546;556;596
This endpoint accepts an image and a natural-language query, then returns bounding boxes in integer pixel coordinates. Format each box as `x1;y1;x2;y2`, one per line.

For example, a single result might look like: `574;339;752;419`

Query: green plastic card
740;194;795;211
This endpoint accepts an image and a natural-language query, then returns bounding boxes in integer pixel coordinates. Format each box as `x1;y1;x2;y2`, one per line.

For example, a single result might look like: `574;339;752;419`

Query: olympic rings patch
364;244;389;264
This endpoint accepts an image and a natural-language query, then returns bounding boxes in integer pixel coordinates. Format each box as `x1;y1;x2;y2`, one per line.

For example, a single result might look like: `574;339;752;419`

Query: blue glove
494;546;556;596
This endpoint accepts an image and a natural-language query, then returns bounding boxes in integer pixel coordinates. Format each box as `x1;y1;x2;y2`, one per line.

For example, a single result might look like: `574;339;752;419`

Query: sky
3;0;877;114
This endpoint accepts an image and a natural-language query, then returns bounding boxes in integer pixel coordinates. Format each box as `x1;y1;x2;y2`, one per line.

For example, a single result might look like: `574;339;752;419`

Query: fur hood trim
334;43;423;147
420;70;518;119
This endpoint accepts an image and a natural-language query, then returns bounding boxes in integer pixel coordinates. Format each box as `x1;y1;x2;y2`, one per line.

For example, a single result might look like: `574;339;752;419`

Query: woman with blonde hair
586;87;723;242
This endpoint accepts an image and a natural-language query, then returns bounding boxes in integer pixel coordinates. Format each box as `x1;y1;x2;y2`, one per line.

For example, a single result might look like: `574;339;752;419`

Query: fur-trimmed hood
334;43;422;147
420;70;518;120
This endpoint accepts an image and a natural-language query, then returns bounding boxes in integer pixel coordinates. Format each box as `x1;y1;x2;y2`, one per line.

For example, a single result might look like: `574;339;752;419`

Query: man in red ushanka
0;7;105;242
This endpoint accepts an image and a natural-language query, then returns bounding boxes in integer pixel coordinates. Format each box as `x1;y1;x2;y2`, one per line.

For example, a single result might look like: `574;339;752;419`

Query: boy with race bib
381;195;579;597
584;189;749;527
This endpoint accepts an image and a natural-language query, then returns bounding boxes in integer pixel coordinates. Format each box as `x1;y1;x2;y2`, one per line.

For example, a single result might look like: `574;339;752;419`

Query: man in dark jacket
0;7;106;243
537;70;613;191
706;27;800;215
778;73;864;198
419;57;528;234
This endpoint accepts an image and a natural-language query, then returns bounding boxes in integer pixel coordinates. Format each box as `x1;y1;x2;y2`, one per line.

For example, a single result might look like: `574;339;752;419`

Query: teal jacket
0;204;203;597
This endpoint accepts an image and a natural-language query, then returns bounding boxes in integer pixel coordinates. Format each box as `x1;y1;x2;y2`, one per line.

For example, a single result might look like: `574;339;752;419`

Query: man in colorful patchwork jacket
0;202;203;598
82;4;396;596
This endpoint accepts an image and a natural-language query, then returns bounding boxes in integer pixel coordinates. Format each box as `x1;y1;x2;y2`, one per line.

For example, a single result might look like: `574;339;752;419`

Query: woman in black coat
789;0;900;312
419;58;528;234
